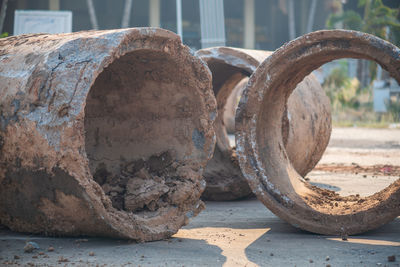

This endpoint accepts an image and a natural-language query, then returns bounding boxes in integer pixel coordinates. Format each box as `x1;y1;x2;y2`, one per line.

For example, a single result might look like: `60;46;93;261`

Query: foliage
323;61;361;110
327;0;400;87
386;98;400;122
323;60;400;126
327;0;400;46
0;32;8;38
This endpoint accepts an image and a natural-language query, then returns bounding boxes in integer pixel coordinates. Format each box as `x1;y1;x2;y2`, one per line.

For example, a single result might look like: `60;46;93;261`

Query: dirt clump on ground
314;163;400;176
96;151;199;214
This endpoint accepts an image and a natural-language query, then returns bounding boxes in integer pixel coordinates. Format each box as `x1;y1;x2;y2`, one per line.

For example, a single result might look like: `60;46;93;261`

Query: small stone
89;251;95;256
58;256;69;263
32;255;38;259
341;234;348;241
388;255;396;262
47;246;54;252
24;242;39;253
14;255;20;259
270;253;274;256
326;256;330;261
326;265;331;267
377;263;382;266
38;252;44;255
75;239;89;243
309;259;313;263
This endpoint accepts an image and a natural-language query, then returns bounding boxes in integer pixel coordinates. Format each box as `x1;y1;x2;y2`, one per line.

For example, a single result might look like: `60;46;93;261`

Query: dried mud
314;164;400;176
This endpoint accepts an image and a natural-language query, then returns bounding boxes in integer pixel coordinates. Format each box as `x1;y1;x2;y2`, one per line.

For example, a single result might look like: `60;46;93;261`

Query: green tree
327;0;400;85
327;0;400;45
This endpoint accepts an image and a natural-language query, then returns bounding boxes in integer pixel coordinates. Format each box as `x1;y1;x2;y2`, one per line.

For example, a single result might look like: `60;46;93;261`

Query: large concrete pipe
197;47;331;201
0;28;216;241
236;30;400;235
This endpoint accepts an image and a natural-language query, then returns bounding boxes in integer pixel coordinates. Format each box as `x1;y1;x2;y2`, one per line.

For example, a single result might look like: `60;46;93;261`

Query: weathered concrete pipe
197;47;331;201
236;30;400;235
0;28;216;241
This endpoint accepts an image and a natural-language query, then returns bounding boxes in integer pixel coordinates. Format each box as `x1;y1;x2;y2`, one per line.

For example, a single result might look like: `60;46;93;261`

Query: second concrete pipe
236;30;400;235
197;47;332;201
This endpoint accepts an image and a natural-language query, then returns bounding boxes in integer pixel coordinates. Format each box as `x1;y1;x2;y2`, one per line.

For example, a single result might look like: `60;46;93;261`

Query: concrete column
287;0;295;39
176;0;182;39
49;0;60;10
199;0;226;48
244;0;255;49
149;0;160;27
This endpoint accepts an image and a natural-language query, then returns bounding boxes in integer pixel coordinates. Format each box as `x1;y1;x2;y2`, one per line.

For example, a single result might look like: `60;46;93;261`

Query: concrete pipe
197;47;331;201
236;30;400;235
0;28;216;241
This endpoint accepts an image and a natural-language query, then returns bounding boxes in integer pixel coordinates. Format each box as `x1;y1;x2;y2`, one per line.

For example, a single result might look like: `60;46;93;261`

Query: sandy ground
308;127;400;197
1;127;399;266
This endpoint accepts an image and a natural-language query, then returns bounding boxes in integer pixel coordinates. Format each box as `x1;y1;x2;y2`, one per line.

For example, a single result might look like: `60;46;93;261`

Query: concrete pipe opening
0;28;216;241
85;49;208;213
197;47;331;201
235;30;400;235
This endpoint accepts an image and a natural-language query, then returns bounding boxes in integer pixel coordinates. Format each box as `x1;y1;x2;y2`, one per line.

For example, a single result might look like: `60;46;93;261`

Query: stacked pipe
197;47;332;201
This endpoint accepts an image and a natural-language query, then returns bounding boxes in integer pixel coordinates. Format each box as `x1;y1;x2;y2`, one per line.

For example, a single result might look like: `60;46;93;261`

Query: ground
0;127;399;266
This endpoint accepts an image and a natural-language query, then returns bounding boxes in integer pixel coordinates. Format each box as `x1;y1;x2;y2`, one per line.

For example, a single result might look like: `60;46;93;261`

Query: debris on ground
24;242;39;253
75;239;89;243
315;164;400;176
58;256;69;263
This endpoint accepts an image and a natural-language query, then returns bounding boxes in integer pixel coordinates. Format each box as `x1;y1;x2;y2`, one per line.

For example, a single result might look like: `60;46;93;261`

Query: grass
332;120;391;128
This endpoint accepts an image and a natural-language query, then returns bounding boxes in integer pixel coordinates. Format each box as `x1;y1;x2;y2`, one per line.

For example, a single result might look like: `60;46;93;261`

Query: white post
149;0;160;27
176;0;182;40
86;0;99;30
287;0;295;40
121;0;133;28
49;0;60;11
306;0;317;33
244;0;255;49
199;0;226;48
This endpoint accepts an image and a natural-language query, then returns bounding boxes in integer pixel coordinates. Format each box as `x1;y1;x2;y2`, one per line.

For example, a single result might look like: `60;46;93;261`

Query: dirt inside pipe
85;49;205;216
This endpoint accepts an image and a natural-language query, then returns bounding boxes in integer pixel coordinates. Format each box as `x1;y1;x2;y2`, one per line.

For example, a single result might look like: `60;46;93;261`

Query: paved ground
0;127;399;266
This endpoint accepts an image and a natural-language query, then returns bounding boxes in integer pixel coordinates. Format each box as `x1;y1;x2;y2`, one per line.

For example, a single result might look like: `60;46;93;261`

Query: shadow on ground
1;200;399;267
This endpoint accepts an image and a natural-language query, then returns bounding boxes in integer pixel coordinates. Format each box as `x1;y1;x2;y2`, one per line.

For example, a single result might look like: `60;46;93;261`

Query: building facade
2;0;336;50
